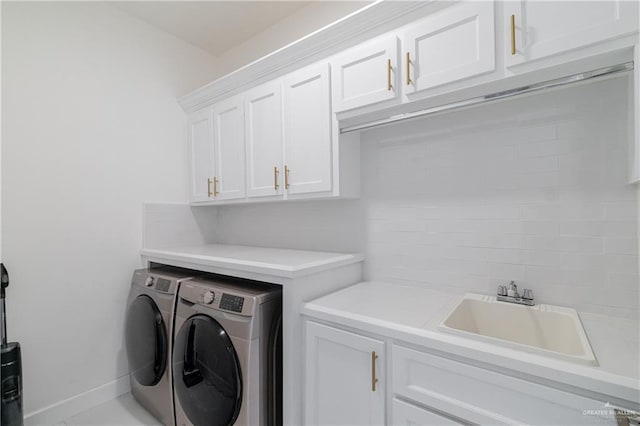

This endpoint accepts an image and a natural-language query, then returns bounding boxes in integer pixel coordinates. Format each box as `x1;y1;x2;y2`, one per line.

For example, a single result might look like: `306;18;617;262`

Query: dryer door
125;295;167;386
173;314;242;426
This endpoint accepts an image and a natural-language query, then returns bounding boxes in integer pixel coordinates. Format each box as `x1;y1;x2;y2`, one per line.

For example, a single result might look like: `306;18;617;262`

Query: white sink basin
438;294;598;366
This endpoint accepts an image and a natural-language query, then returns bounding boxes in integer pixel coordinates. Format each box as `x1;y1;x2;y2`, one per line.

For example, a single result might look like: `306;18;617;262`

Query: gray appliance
172;276;281;426
125;267;196;425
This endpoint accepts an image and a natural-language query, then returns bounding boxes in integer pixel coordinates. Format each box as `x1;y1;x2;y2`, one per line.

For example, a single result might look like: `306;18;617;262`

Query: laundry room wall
1;2;218;421
207;76;639;321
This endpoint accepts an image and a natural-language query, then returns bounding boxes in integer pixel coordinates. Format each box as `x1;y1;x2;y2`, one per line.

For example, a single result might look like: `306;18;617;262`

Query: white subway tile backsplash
558;221;604;237
604;238;638;255
522;250;562;267
208;77;637;320
605;201;638;220
605;255;639;275
557;235;603;253
518;140;559;158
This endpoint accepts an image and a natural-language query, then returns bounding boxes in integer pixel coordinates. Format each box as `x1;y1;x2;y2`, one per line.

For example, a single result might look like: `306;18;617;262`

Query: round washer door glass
173;314;242;426
125;295;167;386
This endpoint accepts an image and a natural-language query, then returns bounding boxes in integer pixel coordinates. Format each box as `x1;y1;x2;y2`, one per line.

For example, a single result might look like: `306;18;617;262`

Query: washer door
173;314;242;426
125;295;167;386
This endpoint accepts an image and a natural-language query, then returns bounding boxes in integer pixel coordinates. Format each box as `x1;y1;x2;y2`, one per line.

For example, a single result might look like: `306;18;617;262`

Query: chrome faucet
497;281;534;306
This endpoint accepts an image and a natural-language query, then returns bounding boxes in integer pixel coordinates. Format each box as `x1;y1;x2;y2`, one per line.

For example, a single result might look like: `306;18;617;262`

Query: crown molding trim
178;0;447;113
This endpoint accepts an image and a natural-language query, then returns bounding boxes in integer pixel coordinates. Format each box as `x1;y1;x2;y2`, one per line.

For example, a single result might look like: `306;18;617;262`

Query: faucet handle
497;285;507;296
522;288;534;300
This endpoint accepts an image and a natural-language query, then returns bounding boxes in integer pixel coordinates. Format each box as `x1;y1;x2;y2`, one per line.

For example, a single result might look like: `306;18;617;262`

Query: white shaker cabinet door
403;1;495;94
244;81;284;199
283;63;332;195
304;321;385;426
212;96;245;201
505;0;639;67
392;399;462;426
188;108;215;203
331;34;399;112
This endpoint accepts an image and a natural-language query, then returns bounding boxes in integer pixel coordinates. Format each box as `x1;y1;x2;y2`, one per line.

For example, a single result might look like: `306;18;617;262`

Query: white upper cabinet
188;108;215;203
212;96;245;201
305;321;385;426
505;0;639;67
331;34;399;113
244;81;284;199
283;63;332;195
403;1;495;94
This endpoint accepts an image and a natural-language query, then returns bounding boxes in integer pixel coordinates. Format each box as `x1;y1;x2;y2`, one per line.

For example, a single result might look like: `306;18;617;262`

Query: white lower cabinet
303;320;618;426
392;345;614;425
392;398;462;426
304;321;385;426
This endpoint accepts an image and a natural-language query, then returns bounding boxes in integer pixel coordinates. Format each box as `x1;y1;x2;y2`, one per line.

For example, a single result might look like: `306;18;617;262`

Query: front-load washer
125;267;196;425
172;276;282;426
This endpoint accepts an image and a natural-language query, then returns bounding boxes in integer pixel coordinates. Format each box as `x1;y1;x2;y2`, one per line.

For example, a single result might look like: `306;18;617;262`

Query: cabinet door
331;34;399;112
403;1;495;94
392;398;462;426
392;345;614;425
305;322;385;426
505;1;639;67
211;96;245;201
188;108;215;203
283;63;332;195
245;81;284;198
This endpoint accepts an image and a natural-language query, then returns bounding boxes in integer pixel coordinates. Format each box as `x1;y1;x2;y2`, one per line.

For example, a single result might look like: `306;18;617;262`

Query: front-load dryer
172;276;282;426
125;267;196;425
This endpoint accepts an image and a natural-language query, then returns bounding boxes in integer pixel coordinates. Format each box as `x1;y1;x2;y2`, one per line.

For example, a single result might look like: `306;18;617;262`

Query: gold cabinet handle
213;176;219;196
387;59;393;91
284;165;290;190
510;14;516;55
371;351;378;392
274;166;280;190
406;52;411;85
207;178;213;197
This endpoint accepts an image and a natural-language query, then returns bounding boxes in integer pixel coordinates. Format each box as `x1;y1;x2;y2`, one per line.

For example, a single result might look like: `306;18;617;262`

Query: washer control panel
219;294;245;313
203;291;215;305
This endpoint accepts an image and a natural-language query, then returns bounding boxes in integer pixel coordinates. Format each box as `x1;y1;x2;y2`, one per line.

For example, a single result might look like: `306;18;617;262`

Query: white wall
208;76;639;320
1;2;217;420
215;1;370;75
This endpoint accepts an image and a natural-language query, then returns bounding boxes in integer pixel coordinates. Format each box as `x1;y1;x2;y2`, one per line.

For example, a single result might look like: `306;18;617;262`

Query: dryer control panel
219;294;245;313
178;282;258;317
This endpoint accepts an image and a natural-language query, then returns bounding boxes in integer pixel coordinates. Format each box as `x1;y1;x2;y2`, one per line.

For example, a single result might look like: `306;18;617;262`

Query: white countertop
303;281;640;405
141;244;364;280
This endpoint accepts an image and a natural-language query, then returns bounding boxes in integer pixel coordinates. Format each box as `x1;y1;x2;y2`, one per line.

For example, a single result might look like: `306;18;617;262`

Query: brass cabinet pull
207;178;213;197
284;165;290;190
406;52;411;85
213;176;219;196
510;14;516;55
387;59;393;91
371;351;378;391
274;166;280;190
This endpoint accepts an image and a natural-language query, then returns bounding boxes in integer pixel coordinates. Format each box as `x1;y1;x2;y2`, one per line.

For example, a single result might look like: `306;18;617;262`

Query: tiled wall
211;76;638;319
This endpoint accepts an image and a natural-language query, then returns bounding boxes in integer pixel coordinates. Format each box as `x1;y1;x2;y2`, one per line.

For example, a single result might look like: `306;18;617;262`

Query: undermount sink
438;294;598;366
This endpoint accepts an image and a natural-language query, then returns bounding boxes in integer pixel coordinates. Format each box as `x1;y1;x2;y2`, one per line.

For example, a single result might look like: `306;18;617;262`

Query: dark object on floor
1;263;24;426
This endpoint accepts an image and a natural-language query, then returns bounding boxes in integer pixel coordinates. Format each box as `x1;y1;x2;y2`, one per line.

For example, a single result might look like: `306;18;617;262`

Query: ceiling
111;1;312;57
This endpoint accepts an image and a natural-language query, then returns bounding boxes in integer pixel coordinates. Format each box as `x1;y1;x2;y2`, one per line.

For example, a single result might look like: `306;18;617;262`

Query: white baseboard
24;375;130;426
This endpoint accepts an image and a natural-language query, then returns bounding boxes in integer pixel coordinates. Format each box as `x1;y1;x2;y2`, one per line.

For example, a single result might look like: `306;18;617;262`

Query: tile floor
53;394;160;426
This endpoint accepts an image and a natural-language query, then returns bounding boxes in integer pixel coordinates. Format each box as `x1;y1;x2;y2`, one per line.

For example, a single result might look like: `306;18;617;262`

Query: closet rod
340;61;634;134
